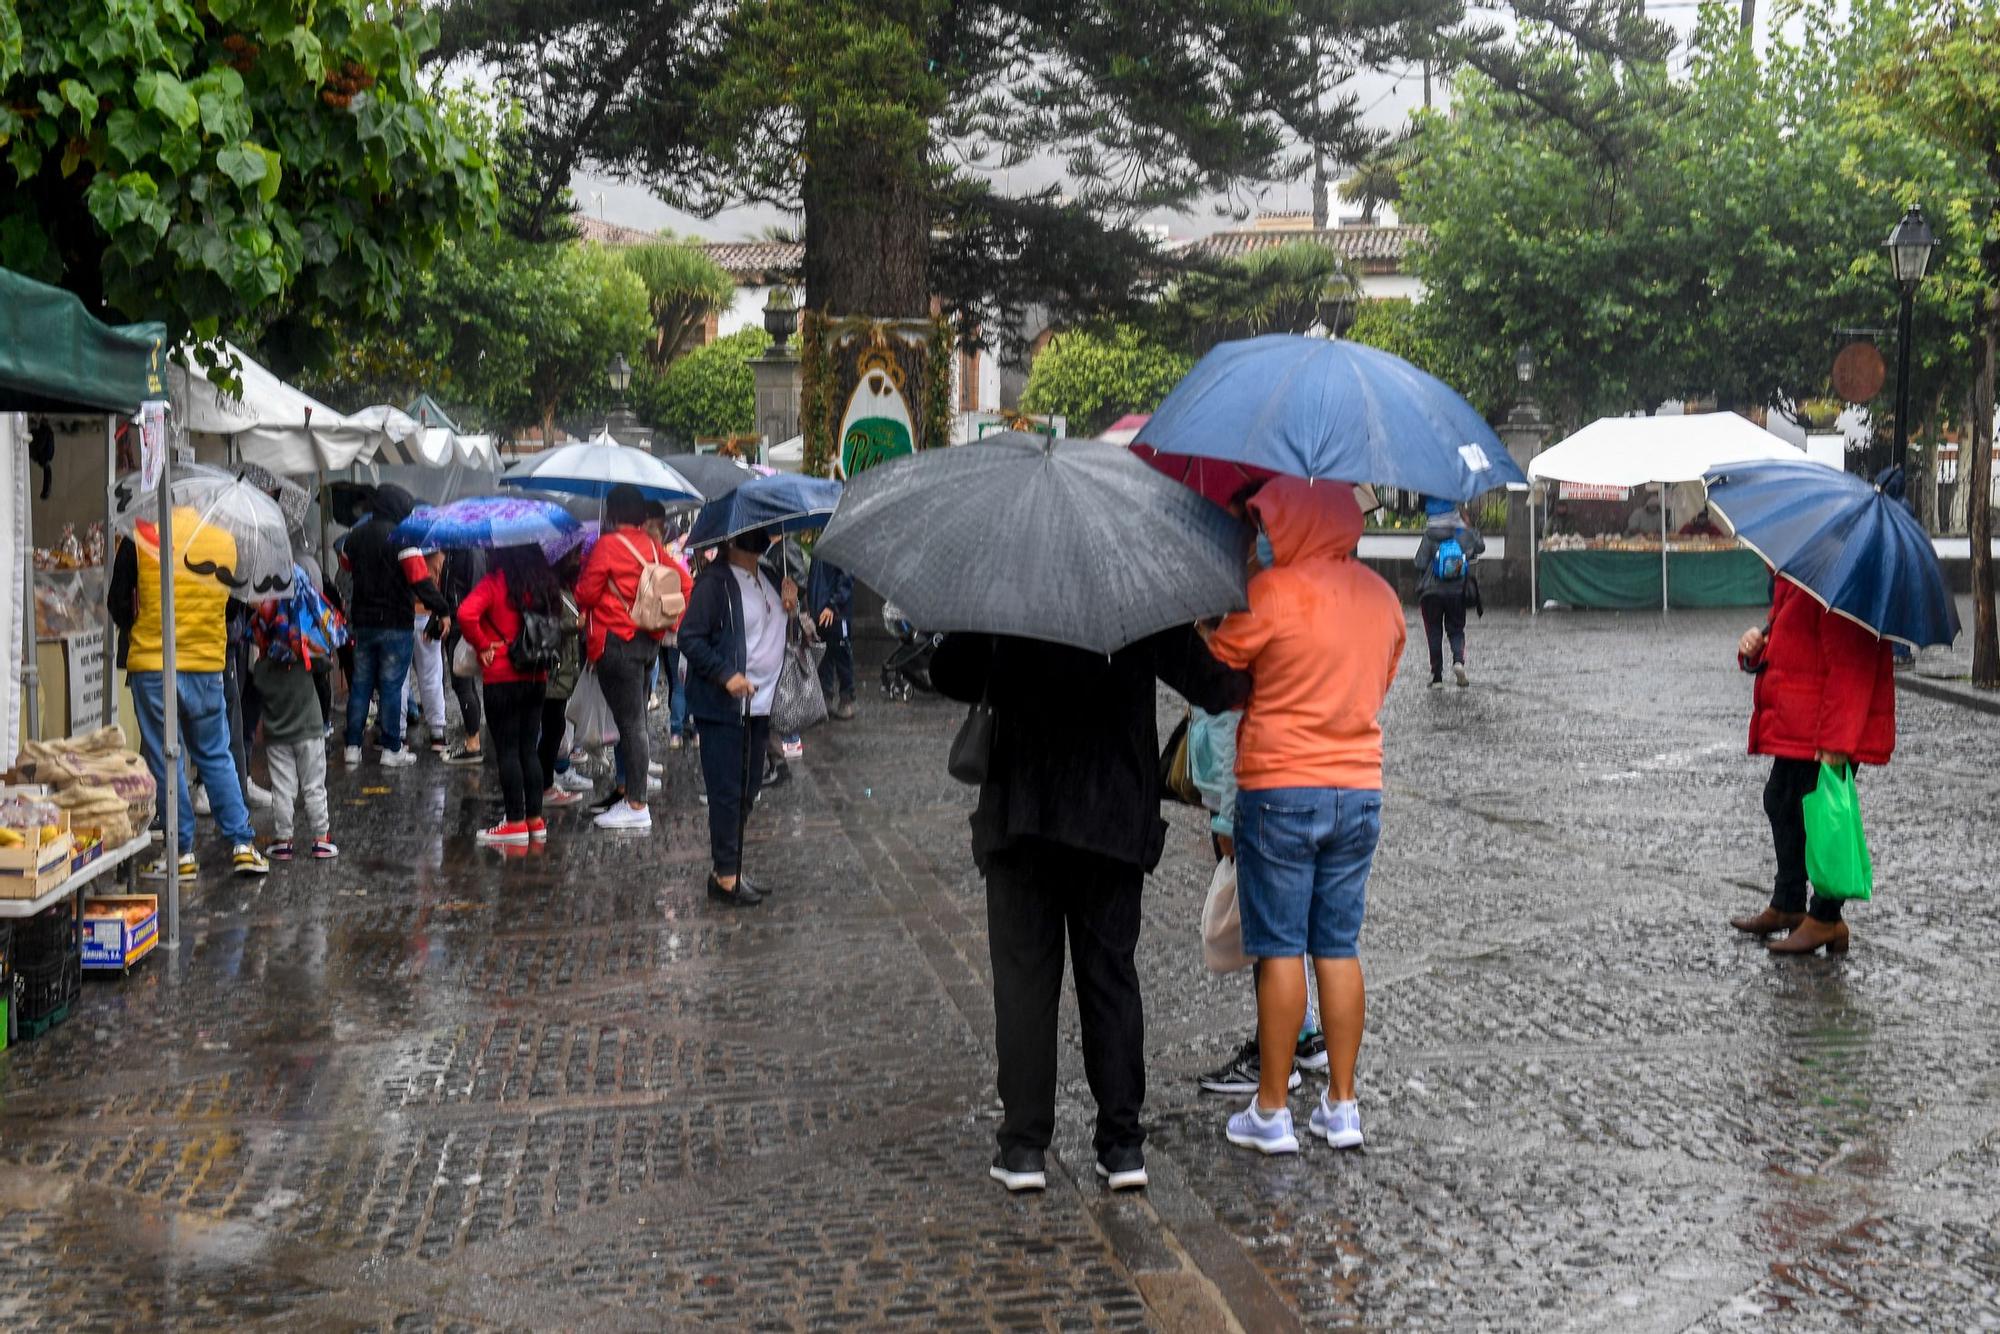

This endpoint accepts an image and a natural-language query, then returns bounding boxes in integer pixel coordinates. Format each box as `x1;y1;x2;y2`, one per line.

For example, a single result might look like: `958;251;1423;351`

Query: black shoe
738;874;773;896
1095;1145;1147;1191
1197;1038;1303;1095
590;787;625;814
707;873;763;907
761;761;791;789
989;1146;1047;1193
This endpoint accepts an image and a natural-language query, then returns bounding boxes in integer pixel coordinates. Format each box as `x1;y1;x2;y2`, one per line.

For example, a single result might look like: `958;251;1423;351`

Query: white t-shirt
732;565;786;717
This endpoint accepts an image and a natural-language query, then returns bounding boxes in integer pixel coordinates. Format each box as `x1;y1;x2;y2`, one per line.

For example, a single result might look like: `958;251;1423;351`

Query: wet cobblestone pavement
3;608;1998;1330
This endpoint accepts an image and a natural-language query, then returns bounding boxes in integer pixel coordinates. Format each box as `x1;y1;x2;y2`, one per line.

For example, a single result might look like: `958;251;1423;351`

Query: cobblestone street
2;607;1998;1331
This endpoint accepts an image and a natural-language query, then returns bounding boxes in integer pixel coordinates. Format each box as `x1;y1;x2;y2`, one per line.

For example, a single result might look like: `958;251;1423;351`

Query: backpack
614;533;686;634
1431;533;1468;582
509;606;564;675
257;567;348;669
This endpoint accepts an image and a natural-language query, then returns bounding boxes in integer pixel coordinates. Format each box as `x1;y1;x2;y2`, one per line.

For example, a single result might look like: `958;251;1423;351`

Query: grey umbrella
662;452;758;500
816;432;1249;655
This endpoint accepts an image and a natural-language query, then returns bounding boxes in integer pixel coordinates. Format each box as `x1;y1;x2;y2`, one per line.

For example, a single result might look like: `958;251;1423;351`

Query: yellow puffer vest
127;510;234;673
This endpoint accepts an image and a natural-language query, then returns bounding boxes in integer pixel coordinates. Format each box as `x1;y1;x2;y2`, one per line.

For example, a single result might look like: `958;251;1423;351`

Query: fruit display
0;795;64;849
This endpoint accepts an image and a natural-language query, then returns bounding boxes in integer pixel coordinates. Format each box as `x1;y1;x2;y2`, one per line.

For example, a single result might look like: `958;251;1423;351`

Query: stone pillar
603;405;653;452
751;350;803;466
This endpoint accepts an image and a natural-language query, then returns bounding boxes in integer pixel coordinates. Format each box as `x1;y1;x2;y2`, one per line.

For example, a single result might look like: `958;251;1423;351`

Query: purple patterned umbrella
392;496;583;560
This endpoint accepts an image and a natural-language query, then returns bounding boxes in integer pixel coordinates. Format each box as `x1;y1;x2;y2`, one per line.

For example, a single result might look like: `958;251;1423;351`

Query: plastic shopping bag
564;668;620;749
1802;762;1873;901
451;637;481;680
1202;857;1254;974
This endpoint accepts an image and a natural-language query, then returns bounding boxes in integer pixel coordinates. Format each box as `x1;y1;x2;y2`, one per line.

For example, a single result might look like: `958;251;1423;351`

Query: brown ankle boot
1730;907;1805;937
1766;918;1850;955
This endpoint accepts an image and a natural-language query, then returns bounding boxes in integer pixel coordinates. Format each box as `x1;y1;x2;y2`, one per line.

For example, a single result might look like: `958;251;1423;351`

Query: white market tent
173;343;423;474
1525;412;1810;612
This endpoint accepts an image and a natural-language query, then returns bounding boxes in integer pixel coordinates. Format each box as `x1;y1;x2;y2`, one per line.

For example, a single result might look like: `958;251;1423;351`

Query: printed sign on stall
64;627;106;733
138;401;167;492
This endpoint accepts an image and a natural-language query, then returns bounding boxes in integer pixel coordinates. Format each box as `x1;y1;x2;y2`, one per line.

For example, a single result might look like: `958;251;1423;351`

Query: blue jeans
130;670;256;847
663;645;689;739
345;626;415;752
1236;787;1382;959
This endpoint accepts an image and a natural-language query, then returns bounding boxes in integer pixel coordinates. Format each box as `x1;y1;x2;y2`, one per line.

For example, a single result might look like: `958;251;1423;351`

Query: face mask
733;531;773;556
1254;531;1275;568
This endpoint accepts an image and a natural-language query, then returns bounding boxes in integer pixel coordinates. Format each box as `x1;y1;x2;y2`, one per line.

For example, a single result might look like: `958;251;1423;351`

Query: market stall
174;342;421;475
1526;413;1812;612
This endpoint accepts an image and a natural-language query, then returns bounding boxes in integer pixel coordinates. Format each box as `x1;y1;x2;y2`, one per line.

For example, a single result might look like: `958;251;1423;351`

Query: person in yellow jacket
109;510;269;879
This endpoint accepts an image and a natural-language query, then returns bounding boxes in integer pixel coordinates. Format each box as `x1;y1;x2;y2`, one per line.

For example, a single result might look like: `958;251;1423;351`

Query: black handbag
948;700;995;785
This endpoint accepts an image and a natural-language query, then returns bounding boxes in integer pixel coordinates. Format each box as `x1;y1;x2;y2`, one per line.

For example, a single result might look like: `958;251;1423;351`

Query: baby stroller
880;602;942;701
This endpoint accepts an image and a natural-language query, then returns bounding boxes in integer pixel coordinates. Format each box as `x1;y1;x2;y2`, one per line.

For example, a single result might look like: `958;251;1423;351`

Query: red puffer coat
1743;579;1895;765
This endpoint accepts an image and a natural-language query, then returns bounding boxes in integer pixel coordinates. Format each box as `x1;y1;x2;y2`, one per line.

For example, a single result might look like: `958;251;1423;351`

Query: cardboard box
81;895;157;972
0;816;73;900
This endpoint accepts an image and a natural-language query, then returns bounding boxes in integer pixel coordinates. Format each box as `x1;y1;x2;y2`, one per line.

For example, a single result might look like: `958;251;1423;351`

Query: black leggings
484;680;546;822
1419;591;1467;678
538;694;569;792
1764;756;1845;923
446;631;482;738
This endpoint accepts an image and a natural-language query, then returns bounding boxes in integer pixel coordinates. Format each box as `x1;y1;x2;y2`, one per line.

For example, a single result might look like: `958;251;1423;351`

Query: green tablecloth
1538;547;1772;609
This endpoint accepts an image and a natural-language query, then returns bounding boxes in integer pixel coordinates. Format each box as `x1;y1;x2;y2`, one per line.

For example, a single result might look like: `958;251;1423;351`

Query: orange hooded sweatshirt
1207;477;1405;791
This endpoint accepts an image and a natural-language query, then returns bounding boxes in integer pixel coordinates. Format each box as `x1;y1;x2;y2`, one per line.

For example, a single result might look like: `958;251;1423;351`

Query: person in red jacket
1730;579;1895;955
458;545;561;848
575;485;675;831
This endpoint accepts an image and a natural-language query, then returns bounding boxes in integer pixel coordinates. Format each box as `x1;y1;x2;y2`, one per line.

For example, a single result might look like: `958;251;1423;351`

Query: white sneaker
646;761;664;777
193;785;212;816
245;779;273;808
593;803;652;832
380;748;417;769
343;745;362;765
555;769;594;794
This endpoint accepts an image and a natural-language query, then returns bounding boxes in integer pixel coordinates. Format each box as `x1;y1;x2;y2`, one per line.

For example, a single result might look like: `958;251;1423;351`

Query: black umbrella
663;452;758;501
816;432;1249;655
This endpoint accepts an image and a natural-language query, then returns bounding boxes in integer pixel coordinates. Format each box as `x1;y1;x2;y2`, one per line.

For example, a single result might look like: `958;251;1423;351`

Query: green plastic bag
1802;762;1873;902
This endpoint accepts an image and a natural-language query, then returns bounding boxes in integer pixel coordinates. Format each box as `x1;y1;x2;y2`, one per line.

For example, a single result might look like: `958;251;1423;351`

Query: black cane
736;693;753;882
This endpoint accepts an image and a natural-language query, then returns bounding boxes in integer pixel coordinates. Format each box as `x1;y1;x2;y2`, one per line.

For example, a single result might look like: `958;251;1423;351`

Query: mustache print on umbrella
183;557;291;596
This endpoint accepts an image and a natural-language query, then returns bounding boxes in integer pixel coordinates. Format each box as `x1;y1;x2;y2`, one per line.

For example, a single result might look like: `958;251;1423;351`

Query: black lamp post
1885;206;1938;472
607;351;632;402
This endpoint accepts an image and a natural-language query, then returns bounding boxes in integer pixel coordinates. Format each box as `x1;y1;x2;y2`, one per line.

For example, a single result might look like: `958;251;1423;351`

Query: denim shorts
1235;786;1382;959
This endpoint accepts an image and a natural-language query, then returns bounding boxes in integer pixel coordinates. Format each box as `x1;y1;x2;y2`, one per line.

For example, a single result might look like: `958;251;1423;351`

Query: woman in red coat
1730;579;1895;955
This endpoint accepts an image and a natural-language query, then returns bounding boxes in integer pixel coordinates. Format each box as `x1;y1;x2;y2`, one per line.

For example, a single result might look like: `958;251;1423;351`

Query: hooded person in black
337;484;451;763
932;628;1248;1193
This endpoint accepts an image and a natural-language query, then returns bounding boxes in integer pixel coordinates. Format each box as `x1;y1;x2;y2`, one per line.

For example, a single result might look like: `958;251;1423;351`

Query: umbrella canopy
1530;413;1806;487
817;432;1249;655
115;464;294;599
1703;459;1959;649
1129;444;1277;510
232;461;312;532
688;473;843;548
392;496;583;561
663;452;758;501
499;434;701;504
1137;334;1525;500
0;267;166;414
1097;414;1152;446
173;343;422;474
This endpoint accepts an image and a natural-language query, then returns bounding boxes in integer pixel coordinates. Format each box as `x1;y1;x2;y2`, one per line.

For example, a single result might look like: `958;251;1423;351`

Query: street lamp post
603;351;633;441
1885;206;1938;473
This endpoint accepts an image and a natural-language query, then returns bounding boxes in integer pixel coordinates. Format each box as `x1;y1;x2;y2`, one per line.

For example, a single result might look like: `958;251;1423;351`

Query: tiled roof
573;215;663;247
1191;223;1424;268
701;241;805;283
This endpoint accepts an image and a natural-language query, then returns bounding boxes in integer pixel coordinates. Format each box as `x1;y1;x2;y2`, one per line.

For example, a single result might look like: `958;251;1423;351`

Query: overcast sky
575;3;1725;243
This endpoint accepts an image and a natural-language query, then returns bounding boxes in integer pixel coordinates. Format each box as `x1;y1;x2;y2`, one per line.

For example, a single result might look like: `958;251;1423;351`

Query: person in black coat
807;554;856;719
932;628;1249;1193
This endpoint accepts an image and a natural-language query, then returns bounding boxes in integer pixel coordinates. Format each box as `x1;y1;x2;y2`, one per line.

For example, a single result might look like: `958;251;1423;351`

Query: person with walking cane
679;525;794;906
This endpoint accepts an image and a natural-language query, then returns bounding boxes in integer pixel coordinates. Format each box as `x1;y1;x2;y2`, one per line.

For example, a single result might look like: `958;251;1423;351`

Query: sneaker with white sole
342;745;363;765
593;803;652;832
476;820;531;846
1198;1039;1303;1095
542;788;583;808
646;760;664;777
442;745;484;767
380;748;417;768
245;779;273;808
1294;1029;1329;1073
142;853;199;882
555;768;594;793
1095;1146;1148;1191
231;843;270;877
1453;662;1469;688
1225;1101;1300;1155
1309;1096;1364;1149
989;1147;1047;1192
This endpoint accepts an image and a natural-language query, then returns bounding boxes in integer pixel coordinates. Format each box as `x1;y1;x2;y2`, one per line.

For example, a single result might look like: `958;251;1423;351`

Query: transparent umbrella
114;465;295;600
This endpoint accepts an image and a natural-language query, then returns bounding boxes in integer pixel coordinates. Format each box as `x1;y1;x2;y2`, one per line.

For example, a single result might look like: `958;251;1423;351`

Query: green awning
0;267;167;415
404;392;461;433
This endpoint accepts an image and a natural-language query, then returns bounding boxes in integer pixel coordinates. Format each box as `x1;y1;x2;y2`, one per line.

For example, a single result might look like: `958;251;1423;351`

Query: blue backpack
1432;532;1468;582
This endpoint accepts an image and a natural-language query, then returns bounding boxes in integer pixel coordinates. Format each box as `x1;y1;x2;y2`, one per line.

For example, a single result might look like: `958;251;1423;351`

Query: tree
0;0;496;344
1344;298;1504;415
1019;326;1193;438
1161;242;1354;355
619;243;738;368
635;326;770;443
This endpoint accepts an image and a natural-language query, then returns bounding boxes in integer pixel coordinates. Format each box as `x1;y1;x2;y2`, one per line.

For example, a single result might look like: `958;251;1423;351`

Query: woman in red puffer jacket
1729;578;1895;955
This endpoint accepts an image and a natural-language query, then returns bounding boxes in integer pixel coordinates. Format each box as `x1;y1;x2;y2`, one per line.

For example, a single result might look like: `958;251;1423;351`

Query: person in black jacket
932;629;1249;1194
680;529;796;906
807;553;856;720
337;484;452;767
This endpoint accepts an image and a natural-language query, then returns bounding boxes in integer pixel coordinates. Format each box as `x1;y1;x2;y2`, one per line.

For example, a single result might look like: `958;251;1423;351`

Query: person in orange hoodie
1207;478;1405;1156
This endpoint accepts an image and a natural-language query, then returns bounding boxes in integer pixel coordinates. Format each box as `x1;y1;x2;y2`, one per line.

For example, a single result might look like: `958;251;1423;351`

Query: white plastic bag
451;637;481;680
565;668;620;748
1202;856;1254;974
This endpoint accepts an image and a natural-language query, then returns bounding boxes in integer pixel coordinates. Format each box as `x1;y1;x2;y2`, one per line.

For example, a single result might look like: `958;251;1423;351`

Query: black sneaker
590;787;625;815
761;759;791;789
1095;1145;1147;1191
707;873;763;907
1197;1038;1303;1095
989;1146;1047;1193
1294;1029;1330;1073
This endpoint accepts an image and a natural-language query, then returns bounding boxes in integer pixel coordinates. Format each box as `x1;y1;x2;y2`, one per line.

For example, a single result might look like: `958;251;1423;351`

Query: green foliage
636;326;771;443
0;0;496;342
619;243;737;367
1343;298;1506;416
923;315;953;452
1020;326;1193;438
1163;242;1354;354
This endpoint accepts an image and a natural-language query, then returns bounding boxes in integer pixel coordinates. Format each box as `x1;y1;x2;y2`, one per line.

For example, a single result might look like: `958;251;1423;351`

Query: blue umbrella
1702;459;1959;648
1137;334;1526;500
392;496;584;561
688;473;843;548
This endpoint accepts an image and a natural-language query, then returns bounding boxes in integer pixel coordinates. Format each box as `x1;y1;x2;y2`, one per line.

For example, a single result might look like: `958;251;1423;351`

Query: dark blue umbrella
1137;334;1526;500
689;473;842;547
1702;459;1958;648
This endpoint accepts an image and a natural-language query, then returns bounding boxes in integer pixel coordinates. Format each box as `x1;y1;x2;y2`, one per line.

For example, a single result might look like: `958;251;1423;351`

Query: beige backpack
614;534;685;633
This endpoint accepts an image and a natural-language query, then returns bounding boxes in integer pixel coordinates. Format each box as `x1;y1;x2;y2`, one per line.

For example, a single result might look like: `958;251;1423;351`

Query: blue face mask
1254;531;1275;568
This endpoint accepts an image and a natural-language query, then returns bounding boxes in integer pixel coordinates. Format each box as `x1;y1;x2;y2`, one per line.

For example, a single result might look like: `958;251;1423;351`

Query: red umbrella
1129;442;1277;512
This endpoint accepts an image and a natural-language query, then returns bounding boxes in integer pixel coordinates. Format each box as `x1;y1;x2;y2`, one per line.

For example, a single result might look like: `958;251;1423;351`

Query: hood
370;483;418;525
1423;496;1456;517
1248;475;1363;566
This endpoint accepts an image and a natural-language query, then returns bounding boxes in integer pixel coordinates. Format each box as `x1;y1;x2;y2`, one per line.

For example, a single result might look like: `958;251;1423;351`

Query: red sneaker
528;818;548;843
476;820;532;847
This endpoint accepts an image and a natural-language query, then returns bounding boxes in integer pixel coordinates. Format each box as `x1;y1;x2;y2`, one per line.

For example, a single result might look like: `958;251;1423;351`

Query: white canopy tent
173;343;422;475
1525;413;1810;613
